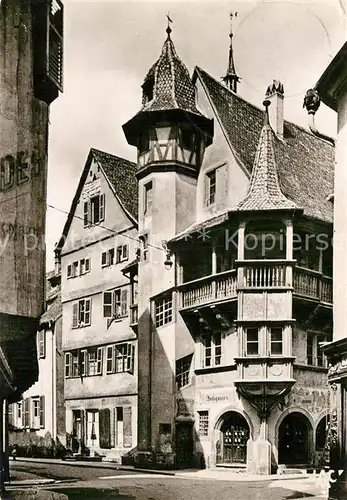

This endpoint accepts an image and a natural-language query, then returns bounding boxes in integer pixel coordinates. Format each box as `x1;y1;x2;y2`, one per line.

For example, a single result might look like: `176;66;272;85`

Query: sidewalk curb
13;458;313;482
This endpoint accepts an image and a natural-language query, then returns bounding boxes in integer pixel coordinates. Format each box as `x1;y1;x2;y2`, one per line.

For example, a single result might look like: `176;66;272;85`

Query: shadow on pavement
50;488;135;499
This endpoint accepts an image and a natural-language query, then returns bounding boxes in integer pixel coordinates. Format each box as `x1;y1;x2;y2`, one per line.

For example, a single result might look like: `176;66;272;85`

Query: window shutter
123;406;132;447
38;330;46;359
110;408;116;448
39;396;45;428
101;252;107;267
67;264;72;278
85;258;90;272
103;292;113;318
99;409;111;449
8;404;14;427
106;346;114;373
216;164;228;209
97;347;103;374
100;194;105;221
85;299;91;325
204;174;209;206
123;245;128;261
121;289;128;317
72;303;78;328
84;201;89;227
24;399;30;428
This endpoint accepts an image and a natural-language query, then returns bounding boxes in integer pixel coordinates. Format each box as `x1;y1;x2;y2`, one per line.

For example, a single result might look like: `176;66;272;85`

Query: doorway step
277;464;311;476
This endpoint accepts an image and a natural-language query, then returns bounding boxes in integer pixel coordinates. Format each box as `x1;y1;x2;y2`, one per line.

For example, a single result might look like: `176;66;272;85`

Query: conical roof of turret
238;100;297;211
141;26;202;116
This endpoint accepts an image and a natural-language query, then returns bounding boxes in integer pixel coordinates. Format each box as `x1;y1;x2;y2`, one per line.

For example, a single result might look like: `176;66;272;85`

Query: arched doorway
278;412;311;465
216;412;250;465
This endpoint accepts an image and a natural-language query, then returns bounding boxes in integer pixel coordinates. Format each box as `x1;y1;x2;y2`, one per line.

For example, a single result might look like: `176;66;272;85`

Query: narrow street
8;460;324;500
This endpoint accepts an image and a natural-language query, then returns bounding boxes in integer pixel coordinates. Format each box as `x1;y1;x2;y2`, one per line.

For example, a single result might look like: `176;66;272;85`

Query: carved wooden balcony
293;266;332;305
178;269;237;311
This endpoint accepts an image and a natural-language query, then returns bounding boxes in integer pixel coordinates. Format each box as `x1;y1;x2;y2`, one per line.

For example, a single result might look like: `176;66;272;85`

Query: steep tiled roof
238;106;297;211
56;149;138;254
40;292;62;325
141;29;202;117
196;67;334;223
91;149;138;221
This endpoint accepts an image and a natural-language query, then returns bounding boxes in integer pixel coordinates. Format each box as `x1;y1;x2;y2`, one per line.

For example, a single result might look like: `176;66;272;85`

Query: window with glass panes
317;336;325;366
203;333;222;367
246;327;259;355
176;354;192;389
270;327;283;355
155;295;173;327
198;411;209;436
307;334;314;365
87;348;102;376
115;343;134;373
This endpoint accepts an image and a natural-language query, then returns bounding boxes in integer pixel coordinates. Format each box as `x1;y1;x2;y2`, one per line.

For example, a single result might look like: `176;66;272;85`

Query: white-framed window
79;258;91;275
101;248;115;267
67;258;90;278
176;354;192;389
103;288;128;319
116;245;128;263
31;397;40;429
270;327;283;356
198;410;209;436
84;193;105;227
203;333;222;367
306;332;327;367
155;294;173;327
65;351;79;378
246;327;259;356
72;298;91;328
37;330;45;359
139;233;149;261
205;169;216;206
105;343;135;374
87;347;103;376
144;181;153;214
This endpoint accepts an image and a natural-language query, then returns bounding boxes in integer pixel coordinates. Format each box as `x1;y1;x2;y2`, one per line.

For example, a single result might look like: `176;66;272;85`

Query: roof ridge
90;147;137;166
195;66;335;145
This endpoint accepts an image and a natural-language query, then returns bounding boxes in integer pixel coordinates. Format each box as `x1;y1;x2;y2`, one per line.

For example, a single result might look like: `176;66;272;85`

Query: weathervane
166;12;173;35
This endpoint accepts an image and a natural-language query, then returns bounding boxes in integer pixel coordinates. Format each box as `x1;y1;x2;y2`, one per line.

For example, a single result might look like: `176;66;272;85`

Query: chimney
265;80;284;139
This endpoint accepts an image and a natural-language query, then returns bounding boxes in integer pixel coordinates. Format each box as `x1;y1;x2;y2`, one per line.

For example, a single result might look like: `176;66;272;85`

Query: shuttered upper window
84;194;105;227
72;298;91;328
32;0;64;104
103;288;128;319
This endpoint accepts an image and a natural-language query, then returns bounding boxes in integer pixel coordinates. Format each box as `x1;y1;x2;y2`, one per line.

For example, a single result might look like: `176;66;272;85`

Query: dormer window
142;77;154;104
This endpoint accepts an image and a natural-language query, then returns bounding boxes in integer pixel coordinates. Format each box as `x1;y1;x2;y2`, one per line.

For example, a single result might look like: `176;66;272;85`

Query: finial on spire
263;99;271;125
223;12;240;93
166;12;173;36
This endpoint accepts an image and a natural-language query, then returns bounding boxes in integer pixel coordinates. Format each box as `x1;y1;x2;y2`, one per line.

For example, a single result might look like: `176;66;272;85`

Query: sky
46;0;345;271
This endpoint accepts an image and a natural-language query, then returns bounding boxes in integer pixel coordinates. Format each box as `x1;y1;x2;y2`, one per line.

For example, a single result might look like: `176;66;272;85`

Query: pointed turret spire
222;12;240;93
238;98;296;211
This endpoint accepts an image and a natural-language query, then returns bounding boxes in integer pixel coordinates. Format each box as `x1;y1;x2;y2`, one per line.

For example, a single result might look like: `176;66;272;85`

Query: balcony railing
293;267;332;304
241;260;288;288
179;269;237;310
130;304;138;326
178;263;332;310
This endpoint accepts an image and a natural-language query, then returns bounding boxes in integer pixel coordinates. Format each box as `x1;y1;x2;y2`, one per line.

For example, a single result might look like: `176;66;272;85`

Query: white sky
46;0;345;270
